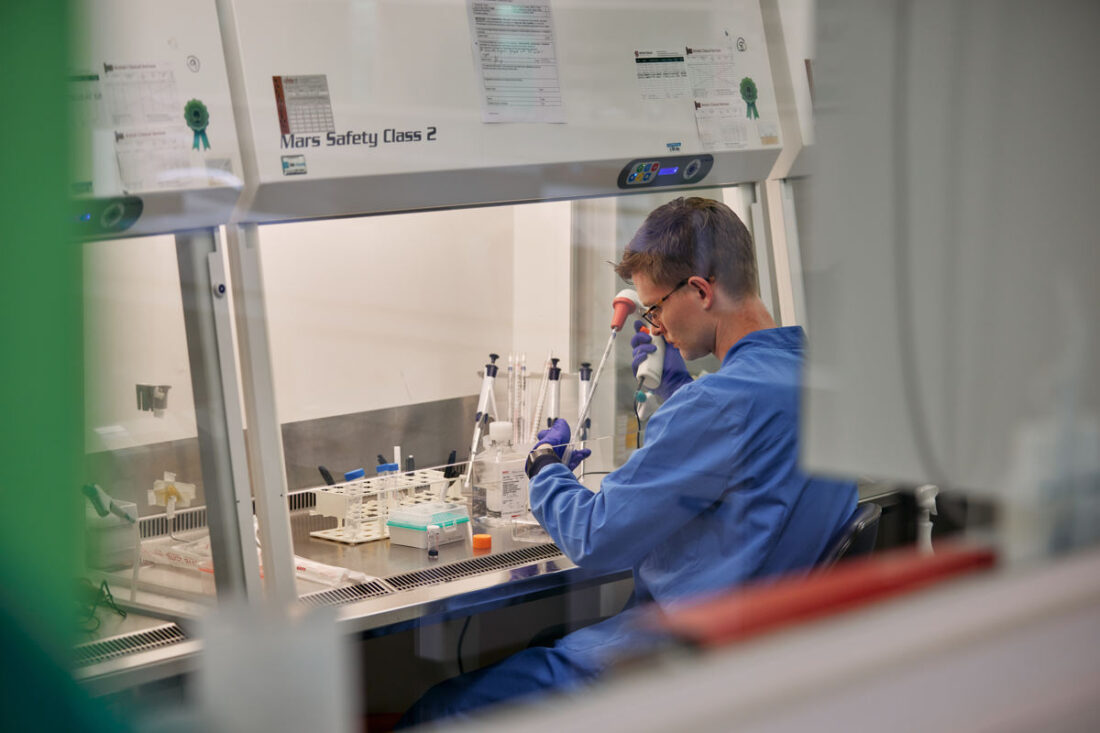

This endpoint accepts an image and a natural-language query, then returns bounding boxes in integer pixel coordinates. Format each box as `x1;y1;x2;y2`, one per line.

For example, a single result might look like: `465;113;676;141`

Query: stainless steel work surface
293;510;551;578
75;509;631;691
291;510;631;635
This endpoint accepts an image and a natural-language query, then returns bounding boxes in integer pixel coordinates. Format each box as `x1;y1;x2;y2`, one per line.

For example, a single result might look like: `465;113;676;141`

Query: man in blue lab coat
399;197;857;727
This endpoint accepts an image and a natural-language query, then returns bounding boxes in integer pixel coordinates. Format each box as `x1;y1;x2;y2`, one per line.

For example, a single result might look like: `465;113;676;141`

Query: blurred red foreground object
652;544;997;648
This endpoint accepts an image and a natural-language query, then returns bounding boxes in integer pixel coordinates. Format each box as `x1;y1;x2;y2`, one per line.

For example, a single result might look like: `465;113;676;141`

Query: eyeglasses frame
640;278;691;327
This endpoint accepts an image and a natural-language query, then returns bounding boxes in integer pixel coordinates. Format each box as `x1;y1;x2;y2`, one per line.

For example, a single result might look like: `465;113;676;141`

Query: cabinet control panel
617;154;714;189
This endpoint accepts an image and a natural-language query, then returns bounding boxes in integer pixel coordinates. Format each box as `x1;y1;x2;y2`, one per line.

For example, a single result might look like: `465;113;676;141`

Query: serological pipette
518;354;528;444
565;333;614;466
561;290;637;468
507;354;516;444
463;353;500;488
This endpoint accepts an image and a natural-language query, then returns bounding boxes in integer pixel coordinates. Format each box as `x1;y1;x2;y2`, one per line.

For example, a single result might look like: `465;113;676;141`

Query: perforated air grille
138;491;319;539
139;507;208;539
299;579;393;607
296;544;565;606
73;624;187;667
287;489;317;512
384;544;562;591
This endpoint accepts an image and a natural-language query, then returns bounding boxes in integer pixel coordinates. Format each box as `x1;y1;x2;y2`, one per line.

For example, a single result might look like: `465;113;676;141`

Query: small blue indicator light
81;213;92;222
658;166;679;176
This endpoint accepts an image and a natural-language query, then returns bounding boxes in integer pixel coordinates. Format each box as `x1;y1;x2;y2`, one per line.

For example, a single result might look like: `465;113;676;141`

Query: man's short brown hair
615;197;758;299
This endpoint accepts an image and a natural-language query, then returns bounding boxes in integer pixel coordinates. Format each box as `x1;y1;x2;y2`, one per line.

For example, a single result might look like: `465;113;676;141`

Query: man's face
633;271;706;360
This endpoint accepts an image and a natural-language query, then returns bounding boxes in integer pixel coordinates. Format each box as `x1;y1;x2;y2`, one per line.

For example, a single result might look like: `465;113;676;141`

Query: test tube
377;462;400;514
427;524;440;560
343;468;367;540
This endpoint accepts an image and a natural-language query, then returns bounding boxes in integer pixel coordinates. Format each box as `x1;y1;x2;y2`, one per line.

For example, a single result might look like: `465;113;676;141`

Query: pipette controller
616;288;665;391
634;324;665;392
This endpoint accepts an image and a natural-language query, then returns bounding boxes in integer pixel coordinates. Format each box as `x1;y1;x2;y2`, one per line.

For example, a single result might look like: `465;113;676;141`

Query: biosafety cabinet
65;0;1100;729
73;0;810;722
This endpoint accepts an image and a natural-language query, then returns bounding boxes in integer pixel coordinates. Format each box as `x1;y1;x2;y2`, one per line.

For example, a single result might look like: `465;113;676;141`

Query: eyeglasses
640;278;690;327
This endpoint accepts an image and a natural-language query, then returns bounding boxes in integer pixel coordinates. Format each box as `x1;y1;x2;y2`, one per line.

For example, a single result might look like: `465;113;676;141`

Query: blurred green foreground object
0;1;128;730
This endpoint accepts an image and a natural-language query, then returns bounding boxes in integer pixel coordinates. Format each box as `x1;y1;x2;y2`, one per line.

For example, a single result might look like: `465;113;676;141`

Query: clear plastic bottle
473;421;529;524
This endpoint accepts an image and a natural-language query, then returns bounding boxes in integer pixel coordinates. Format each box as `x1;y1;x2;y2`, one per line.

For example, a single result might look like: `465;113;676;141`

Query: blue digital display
658;166;679;176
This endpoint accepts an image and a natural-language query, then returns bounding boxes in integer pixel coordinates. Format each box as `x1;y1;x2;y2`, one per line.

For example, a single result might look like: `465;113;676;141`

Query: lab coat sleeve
529;387;743;573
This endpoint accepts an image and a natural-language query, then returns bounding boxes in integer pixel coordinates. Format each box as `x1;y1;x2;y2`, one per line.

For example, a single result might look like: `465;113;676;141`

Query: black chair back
817;502;882;570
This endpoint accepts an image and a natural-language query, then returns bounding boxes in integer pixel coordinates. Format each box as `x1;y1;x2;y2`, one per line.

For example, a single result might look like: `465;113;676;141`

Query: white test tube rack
309;469;457;545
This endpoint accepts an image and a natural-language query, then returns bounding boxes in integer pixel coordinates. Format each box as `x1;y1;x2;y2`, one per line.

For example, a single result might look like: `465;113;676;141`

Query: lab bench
74;507;632;696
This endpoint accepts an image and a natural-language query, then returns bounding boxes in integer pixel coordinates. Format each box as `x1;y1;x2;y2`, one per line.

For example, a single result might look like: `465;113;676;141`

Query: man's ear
690;275;713;308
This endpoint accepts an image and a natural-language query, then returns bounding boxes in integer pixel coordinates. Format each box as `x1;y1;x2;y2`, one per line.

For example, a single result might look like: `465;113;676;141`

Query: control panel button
101;202;125;229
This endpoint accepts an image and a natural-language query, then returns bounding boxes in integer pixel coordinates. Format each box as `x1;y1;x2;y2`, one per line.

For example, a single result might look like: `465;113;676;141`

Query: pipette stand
915;484;939;554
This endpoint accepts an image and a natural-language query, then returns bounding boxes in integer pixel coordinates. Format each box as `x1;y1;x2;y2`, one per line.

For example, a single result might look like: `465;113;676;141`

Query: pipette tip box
387;502;470;549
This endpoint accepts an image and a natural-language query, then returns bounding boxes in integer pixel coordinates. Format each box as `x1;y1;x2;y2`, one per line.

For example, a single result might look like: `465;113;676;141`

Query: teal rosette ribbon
740;77;760;119
184;99;210;150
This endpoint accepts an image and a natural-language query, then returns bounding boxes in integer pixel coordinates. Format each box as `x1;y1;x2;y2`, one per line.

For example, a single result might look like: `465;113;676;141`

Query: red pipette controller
611;289;639;331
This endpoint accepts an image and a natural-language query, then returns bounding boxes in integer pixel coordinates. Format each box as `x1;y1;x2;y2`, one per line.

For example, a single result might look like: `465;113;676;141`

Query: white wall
512;201;573;368
258;206;515;423
84;235;198;452
84;202;574;449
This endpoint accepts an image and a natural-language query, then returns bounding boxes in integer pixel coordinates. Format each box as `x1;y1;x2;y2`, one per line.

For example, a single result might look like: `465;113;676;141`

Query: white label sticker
468;0;565;123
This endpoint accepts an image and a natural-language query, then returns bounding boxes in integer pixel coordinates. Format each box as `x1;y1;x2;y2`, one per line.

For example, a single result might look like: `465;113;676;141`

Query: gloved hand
536;418;591;470
630;320;692;401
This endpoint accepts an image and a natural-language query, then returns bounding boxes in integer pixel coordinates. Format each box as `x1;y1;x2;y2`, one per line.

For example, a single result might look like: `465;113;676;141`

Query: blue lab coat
399;326;857;726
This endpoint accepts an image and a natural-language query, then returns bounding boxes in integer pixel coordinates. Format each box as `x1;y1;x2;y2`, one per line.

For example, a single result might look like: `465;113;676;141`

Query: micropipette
527;350;553;443
561;290;638;468
576;361;593;479
463;353;500;488
546;358;562;427
577;362;593;442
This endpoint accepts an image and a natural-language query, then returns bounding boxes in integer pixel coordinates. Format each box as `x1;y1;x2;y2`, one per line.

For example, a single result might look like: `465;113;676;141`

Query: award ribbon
740;77;760;120
184;99;210;150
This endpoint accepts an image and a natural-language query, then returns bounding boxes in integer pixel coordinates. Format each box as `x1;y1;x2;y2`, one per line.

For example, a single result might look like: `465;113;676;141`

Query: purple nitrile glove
536;418;591;470
629;320;692;401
